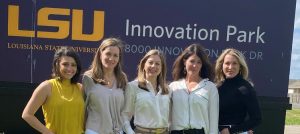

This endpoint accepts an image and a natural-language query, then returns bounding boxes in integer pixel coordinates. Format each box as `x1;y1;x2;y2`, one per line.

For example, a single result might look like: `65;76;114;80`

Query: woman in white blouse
122;49;170;134
169;44;219;134
83;38;127;134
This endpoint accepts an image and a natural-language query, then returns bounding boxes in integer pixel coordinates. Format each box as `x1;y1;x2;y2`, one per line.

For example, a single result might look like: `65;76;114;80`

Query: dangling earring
184;67;187;74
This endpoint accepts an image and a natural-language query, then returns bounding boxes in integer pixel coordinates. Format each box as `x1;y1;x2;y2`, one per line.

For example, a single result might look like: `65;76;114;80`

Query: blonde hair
85;38;127;89
215;48;249;85
137;50;169;95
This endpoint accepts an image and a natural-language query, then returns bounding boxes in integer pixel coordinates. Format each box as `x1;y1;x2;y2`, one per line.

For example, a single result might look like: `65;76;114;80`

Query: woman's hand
220;128;230;134
42;129;55;134
22;81;52;134
248;130;254;134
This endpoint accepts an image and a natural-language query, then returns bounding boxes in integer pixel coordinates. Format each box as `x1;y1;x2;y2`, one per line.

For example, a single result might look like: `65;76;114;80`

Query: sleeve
168;82;175;91
168;84;173;130
229;84;262;133
82;74;94;95
208;83;219;134
122;83;136;134
82;74;95;124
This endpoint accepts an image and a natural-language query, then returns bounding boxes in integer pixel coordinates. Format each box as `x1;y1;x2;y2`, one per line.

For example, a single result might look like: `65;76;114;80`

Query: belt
135;126;167;133
171;128;205;134
219;125;234;128
219;124;235;131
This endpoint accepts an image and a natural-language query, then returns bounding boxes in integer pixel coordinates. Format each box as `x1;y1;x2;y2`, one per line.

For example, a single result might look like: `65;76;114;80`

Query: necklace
106;79;115;89
104;75;116;89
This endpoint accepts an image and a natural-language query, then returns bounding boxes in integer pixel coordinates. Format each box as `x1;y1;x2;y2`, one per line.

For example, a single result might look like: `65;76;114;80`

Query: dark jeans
170;128;205;134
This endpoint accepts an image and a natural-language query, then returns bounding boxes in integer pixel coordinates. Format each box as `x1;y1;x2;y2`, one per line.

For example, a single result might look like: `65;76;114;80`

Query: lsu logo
8;5;105;41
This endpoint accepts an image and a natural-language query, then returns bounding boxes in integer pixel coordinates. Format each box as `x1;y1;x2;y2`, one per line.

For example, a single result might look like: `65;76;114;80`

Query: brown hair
52;47;81;84
172;43;213;81
85;38;127;89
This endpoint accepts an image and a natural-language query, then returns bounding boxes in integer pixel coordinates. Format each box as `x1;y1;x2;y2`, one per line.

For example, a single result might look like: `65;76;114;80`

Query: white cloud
294;1;300;29
291;54;300;61
290;1;300;79
291;34;300;61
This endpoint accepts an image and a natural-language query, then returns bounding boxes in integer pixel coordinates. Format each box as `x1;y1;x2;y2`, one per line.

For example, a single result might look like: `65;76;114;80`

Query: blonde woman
123;50;170;134
83;38;127;134
215;48;261;134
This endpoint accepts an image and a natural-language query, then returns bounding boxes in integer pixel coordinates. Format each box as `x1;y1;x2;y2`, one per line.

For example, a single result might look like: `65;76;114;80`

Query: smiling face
222;54;240;79
184;54;202;77
100;46;120;71
144;55;162;80
59;56;77;80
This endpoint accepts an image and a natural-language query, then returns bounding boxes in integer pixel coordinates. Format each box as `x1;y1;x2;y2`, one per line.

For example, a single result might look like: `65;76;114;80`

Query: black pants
170;129;205;134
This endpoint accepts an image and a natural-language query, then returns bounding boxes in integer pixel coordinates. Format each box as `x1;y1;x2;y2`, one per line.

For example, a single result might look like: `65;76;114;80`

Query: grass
286;108;300;125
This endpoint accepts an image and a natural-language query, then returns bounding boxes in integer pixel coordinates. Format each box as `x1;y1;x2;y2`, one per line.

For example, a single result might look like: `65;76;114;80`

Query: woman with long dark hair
170;44;219;134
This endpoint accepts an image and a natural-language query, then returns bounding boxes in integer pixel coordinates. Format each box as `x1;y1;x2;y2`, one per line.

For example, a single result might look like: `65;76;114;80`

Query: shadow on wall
0;82;292;134
0;81;42;134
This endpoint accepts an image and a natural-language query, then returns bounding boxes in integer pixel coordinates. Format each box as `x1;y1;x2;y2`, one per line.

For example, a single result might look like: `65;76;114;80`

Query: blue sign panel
0;0;296;97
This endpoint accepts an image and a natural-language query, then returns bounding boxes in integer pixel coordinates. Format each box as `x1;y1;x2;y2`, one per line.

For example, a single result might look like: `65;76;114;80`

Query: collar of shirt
144;79;163;95
180;78;209;93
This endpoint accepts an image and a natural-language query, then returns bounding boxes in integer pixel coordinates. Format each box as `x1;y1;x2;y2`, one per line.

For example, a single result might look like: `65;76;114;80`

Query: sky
290;1;300;80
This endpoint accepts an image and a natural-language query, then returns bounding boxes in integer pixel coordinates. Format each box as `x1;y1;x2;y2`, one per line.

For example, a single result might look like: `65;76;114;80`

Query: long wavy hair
172;43;213;81
85;38;127;89
214;48;249;86
137;50;169;95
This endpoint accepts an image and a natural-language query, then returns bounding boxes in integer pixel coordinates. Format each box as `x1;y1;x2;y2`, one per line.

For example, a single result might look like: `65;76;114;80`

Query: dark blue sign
0;0;296;97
